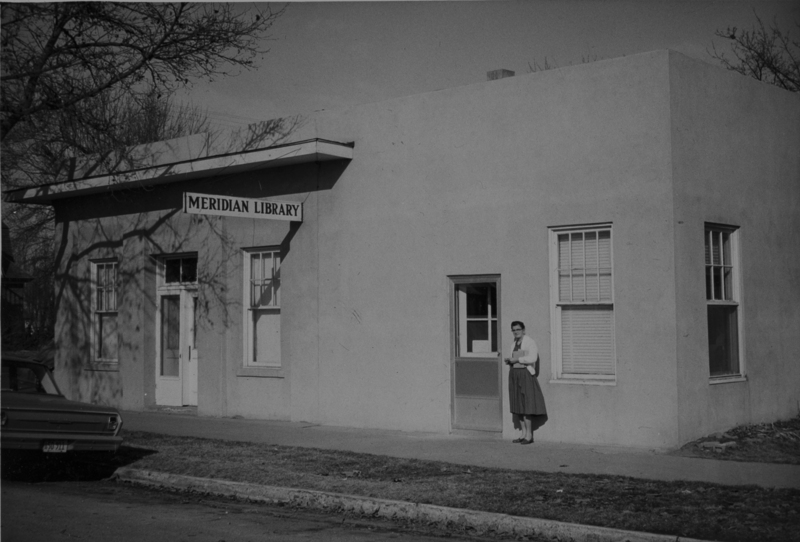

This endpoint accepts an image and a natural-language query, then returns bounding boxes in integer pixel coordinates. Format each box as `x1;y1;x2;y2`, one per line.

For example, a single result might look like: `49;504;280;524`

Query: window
243;249;281;367
455;282;498;357
550;225;615;381
92;260;118;363
705;224;742;378
163;256;197;284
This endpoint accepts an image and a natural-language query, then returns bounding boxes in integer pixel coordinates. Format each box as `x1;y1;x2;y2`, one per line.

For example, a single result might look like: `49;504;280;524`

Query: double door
155;289;198;406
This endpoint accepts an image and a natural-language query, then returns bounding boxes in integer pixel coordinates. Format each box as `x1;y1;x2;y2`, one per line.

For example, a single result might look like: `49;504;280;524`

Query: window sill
86;361;119;372
709;375;747;385
549;378;616;386
237;366;284;379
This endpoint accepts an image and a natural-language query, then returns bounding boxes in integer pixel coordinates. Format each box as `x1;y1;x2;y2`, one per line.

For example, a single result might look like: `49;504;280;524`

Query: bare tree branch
1;3;295;349
709;12;799;93
1;2;285;140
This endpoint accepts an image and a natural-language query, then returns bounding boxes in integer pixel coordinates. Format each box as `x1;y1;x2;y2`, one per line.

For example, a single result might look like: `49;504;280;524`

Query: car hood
1;392;120;415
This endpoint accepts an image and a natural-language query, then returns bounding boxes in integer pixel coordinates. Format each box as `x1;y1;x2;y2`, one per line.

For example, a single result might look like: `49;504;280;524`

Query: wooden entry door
450;276;502;432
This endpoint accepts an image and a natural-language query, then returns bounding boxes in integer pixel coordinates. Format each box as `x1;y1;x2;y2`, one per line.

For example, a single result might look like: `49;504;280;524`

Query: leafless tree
2;91;212;350
1;2;287;350
1;2;284;141
710;14;799;93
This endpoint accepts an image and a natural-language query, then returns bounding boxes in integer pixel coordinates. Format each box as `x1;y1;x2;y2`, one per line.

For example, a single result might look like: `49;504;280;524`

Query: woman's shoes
512;437;524;443
520;438;534;445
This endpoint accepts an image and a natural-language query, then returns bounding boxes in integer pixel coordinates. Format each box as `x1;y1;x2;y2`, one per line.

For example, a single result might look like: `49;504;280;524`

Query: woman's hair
511;321;525;330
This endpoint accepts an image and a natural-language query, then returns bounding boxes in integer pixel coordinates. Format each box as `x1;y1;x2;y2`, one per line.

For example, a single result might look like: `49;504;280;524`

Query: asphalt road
1;477;497;542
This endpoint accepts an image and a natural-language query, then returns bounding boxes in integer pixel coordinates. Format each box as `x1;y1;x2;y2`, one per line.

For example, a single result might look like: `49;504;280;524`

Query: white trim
709;376;747;385
704;223;745;380
90;259;119;365
237;367;285;379
5;139;353;203
455;285;499;358
548;223;616;383
549;378;617;386
242;247;282;368
154;254;199;406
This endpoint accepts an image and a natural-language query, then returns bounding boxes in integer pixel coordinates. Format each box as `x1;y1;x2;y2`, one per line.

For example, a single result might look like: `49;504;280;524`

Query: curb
113;468;705;542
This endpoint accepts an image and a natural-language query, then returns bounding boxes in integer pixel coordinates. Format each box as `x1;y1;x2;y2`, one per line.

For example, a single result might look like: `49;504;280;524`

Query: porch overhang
3;138;353;204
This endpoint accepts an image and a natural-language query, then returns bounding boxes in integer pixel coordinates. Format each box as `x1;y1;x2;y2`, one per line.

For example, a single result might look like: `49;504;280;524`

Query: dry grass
119;420;800;542
675;415;800;465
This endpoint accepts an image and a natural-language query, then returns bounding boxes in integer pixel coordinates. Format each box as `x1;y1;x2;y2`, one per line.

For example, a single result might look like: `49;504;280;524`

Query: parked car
1;354;123;454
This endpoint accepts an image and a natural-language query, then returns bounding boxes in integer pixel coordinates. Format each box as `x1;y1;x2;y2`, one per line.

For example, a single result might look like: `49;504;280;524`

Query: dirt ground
673;415;800;465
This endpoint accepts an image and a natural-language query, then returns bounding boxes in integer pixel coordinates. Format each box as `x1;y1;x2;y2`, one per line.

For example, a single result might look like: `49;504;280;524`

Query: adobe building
5;50;800;448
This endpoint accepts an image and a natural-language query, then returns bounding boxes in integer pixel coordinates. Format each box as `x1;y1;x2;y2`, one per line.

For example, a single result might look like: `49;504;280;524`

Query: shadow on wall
51;117;351;406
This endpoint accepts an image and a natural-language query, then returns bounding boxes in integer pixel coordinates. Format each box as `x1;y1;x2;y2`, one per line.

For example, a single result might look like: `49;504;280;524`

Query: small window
164;256;198;284
92;260;119;363
455;283;498;357
243;248;281;367
550;225;616;382
705;224;742;378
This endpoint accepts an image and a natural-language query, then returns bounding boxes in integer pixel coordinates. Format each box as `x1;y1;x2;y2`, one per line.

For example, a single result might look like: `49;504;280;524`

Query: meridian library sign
183;192;303;222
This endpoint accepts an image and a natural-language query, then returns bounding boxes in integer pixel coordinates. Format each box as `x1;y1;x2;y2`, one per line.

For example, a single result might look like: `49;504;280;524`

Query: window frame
454;281;499;358
704;223;745;383
242;247;283;373
90;259;119;367
160;254;198;286
549;223;617;384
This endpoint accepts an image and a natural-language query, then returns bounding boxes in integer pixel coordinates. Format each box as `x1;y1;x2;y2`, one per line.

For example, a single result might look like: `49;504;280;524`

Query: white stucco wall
50;50;798;449
669;52;800;443
283;50;680;447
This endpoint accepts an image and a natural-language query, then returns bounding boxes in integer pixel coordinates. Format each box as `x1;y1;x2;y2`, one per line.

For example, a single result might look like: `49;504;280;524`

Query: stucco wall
53;213;122;407
289;50;679;447
49;50;797;449
669;52;800;443
52;162;340;418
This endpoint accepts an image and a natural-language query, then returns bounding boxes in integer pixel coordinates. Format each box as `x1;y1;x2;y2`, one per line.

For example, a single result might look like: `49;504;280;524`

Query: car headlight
106;414;122;433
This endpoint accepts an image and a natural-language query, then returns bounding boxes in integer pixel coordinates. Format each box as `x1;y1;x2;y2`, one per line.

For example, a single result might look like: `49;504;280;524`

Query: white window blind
561;306;615;375
551;224;616;381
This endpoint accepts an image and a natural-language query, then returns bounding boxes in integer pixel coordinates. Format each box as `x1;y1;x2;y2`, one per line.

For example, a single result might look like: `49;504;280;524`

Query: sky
180;1;800;130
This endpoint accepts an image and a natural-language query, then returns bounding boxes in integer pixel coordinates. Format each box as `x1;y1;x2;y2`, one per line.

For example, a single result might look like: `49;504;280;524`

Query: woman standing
504;321;547;444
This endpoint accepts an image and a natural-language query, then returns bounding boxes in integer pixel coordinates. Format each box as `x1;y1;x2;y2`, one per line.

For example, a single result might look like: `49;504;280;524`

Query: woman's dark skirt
509;368;547;416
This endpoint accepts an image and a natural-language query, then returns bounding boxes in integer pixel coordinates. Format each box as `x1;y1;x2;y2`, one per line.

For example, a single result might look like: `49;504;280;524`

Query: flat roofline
4;138;353;204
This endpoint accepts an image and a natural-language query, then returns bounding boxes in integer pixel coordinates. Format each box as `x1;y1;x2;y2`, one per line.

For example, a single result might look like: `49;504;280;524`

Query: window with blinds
551;225;616;381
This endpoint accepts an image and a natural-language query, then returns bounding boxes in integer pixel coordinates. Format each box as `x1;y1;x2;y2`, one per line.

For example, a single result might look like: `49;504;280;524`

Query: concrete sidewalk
121;409;800;489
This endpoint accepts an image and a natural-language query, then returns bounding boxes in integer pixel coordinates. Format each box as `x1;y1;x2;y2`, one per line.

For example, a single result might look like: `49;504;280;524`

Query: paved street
1;479;489;542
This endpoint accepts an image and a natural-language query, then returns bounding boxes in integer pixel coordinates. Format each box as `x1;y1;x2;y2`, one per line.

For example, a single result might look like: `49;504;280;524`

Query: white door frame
155;287;198;406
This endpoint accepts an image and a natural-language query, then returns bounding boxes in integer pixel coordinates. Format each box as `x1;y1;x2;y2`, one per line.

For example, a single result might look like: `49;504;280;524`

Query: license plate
42;442;69;453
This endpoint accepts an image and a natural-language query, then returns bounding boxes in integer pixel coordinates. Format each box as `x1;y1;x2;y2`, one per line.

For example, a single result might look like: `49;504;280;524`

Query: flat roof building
6;50;800;448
